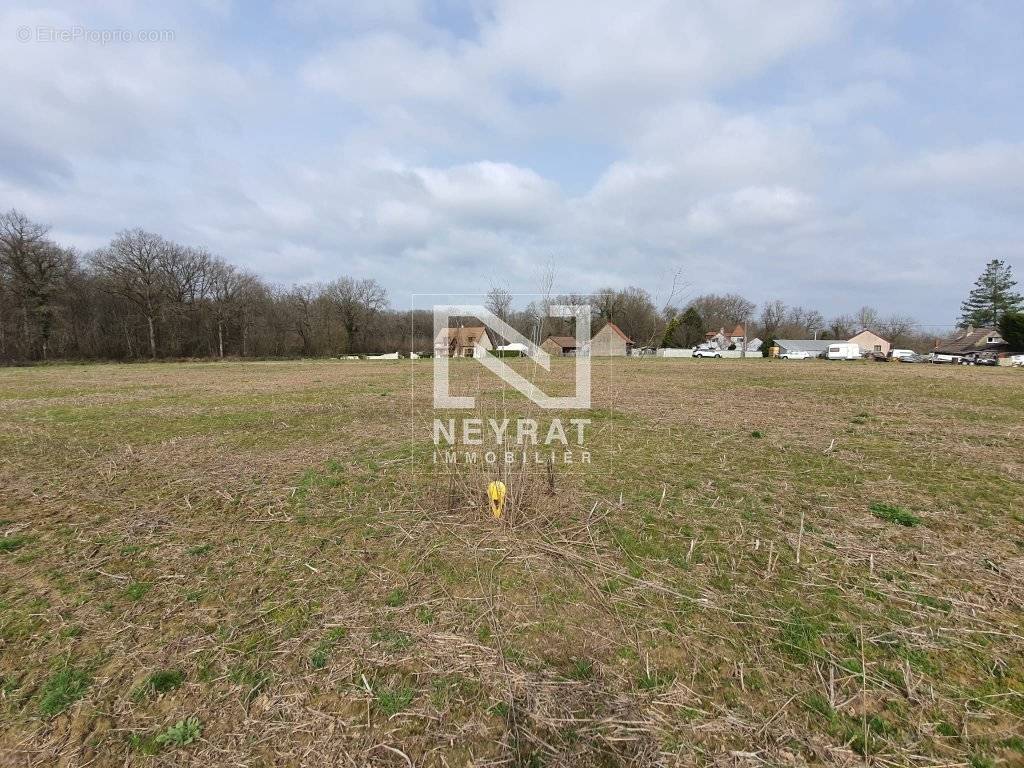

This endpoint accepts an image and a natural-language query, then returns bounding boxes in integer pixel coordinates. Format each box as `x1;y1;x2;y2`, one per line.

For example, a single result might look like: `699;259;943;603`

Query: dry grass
0;358;1022;767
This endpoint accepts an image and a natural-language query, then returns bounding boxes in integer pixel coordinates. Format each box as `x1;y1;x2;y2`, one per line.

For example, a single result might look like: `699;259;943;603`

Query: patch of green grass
430;675;479;708
124;581;152;601
372;627;414;652
39;664;90;716
0;535;29;553
187;543;213;557
750;430;763;439
1001;736;1024;753
384;588;407;607
488;701;510;718
778;608;825;664
567;658;594;680
916;593;953;613
227;663;270;696
415;606;435;624
146;668;185;694
803;693;838;724
375;684;415;716
870;502;920;527
636;668;675;690
935;720;958;738
310;627;347;670
128;733;162;756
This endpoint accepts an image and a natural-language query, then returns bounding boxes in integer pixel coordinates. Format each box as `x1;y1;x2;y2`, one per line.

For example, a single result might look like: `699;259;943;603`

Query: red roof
603;322;633;343
544;335;577;349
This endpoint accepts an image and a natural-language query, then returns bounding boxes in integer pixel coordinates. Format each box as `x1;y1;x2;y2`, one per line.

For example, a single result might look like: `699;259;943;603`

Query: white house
434;326;494;358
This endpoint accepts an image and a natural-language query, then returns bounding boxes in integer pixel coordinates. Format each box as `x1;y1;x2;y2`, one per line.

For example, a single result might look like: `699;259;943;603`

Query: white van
890;348;916;360
826;342;860;360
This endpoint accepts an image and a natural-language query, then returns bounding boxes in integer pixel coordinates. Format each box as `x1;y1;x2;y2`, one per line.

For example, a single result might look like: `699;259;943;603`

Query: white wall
655;348;752;359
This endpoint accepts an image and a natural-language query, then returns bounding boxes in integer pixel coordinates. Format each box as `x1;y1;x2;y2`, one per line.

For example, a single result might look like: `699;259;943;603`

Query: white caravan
826;342;861;360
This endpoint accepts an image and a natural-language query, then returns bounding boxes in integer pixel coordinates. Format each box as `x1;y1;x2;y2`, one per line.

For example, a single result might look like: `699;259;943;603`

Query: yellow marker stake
487;481;507;519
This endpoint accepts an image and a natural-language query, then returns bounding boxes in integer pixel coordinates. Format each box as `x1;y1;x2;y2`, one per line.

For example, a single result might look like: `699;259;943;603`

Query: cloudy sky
2;1;1022;323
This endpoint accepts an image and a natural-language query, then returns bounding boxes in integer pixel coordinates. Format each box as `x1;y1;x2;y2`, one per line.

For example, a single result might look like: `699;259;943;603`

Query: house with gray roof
773;339;832;356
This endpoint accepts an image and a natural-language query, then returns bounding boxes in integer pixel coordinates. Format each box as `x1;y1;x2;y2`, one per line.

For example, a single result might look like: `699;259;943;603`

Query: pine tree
958;259;1023;328
660;315;681;348
680;307;704;348
998;311;1024;353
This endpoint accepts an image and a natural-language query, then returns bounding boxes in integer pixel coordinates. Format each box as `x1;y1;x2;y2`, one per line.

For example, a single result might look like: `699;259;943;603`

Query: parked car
890;348;917;360
928;353;955;364
779;349;813;360
692;345;722;359
898;353;925;363
866;351;889;362
826;342;861;360
960;351;999;366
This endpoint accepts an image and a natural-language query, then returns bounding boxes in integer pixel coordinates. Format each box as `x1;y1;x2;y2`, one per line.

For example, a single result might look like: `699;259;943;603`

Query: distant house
704;327;728;348
773;339;832;356
588;322;634;356
434;326;494;358
745;337;763;353
849;329;890;354
703;325;749;349
933;326;1008;358
541;335;577;356
728;324;748;347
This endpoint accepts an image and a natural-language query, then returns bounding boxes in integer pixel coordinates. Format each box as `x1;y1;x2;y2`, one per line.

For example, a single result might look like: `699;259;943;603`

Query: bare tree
209;259;260;358
324;277;387;353
759;299;787;339
689;293;756;334
485;284;514;322
827;314;854;340
878;314;917;346
91;229;169;359
855;305;879;332
0;210;74;360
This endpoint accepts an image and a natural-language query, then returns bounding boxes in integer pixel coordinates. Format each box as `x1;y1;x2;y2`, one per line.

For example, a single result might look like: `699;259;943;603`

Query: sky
1;1;1022;325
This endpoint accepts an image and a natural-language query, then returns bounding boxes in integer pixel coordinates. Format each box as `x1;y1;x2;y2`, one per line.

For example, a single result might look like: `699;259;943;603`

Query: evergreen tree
958;259;1023;328
660;315;681;348
998;311;1024;353
680;307;704;348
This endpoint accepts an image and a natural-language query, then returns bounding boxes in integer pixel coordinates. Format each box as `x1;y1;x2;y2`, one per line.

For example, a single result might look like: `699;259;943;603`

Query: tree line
0;210;411;363
4;209;1017;363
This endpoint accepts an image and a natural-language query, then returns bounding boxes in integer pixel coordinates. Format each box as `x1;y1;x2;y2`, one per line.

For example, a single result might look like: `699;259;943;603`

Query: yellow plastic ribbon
487;481;507;519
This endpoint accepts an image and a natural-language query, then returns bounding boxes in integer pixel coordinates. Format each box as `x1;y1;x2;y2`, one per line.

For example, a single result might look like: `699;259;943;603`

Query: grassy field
1;358;1023;767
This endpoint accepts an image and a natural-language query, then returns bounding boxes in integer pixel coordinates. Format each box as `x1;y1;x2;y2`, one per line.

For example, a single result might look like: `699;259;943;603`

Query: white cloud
2;0;1022;321
877;142;1024;191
